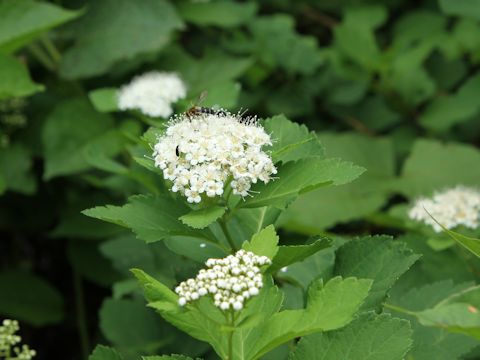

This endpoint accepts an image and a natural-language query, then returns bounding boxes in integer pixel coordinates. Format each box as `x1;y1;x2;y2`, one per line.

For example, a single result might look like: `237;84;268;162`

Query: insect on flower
185;91;227;118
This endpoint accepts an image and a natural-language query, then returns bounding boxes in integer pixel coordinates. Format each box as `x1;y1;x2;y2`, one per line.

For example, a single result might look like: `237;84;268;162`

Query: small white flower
118;71;187;118
408;185;480;232
153;111;276;203
174;250;271;311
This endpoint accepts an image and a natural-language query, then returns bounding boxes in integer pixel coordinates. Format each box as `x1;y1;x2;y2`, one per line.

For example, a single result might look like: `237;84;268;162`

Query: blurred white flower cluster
0;319;36;360
409;186;480;232
153;111;277;203
175;250;271;311
118;71;187;118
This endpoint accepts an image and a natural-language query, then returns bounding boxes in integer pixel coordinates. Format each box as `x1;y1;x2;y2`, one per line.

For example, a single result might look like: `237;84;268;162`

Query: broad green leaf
60;0;183;79
83;195;212;243
440;227;480;258
263;115;324;163
249;15;322;75
0;0;80;52
243;277;372;359
161;49;251;95
280;133;395;232
227;207;282;245
200;81;241;109
0;54;43;100
334;6;386;70
288;313;412;360
165;236;226;263
0;143;35;194
88;345;123;360
419;73;480;131
242;224;279;260
131;268;178;304
334;236;420;310
178;2;257;27
42;98;114;179
239;157;365;209
0;272;63;326
88;88;119;113
269;238;331;273
439;0;480;20
388;281;478;360
277;246;336;289
143;356;194;360
100;298;171;352
179;206;226;229
416;285;480;340
397;139;480;198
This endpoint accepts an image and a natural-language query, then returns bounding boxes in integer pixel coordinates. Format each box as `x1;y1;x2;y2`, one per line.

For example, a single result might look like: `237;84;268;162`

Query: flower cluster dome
408;185;480;232
0;319;36;360
175;250;271;311
153;111;277;203
118;71;187;118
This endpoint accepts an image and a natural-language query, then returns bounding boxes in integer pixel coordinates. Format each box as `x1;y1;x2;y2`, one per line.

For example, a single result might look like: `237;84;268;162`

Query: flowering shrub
2;0;480;360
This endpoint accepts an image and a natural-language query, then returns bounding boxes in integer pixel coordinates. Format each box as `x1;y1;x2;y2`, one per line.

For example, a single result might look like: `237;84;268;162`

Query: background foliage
1;0;480;359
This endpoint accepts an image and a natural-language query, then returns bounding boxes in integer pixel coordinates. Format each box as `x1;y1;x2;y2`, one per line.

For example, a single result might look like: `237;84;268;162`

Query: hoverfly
185;91;227;118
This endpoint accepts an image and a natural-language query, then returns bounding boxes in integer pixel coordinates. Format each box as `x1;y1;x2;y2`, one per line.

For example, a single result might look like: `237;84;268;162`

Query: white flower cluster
0;319;36;360
409;186;480;232
153;112;277;203
175;250;271;311
118;71;187;118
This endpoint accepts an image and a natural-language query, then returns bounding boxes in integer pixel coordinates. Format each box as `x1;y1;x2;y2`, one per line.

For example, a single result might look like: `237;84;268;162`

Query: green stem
41;34;62;63
74;269;90;360
28;42;56;71
220;217;237;252
383;302;417;317
227;310;235;360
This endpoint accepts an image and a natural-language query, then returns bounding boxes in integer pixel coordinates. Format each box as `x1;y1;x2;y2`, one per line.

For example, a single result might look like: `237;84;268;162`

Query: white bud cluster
175;250;271;311
153;112;277;203
409;185;480;232
118;71;187;118
0;319;36;360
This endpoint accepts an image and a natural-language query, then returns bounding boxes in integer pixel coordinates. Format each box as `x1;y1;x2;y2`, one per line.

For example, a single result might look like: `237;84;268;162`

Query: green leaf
388;281;478;360
42;98;114;179
143;356;194;360
162;49;251;95
131;268;178;304
178;2;257;28
0;143;35;195
288;313;412;360
0;272;63;326
0;0;80;52
419;73;480;131
397;139;480;198
0;54;43;100
249;15;322;75
269;238;331;273
88;88;119;113
60;0;183;79
179;206;226;229
280;133;395;232
263;115;324;163
439;0;480;20
441;227;480;258
88;345;123;360
100;298;171;352
239;157;365;209
242;224;279;260
334;6;385;70
243;277;372;359
83;194;212;243
334;236;420;310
